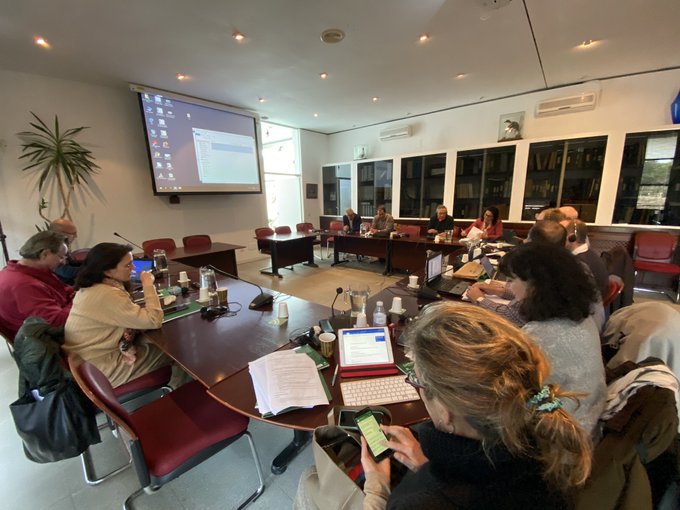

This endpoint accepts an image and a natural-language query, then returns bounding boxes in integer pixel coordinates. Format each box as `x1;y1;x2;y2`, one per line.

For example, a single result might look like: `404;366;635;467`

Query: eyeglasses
404;371;427;391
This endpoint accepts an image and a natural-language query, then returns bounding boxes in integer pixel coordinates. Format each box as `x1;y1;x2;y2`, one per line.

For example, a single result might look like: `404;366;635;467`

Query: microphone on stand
113;232;145;253
330;287;343;317
206;264;274;310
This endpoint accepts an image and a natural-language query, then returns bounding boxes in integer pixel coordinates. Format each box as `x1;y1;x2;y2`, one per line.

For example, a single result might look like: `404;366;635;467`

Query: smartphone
353;407;392;462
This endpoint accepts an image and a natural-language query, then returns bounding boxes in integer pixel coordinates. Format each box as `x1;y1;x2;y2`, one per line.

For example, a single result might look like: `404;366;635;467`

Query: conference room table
325;230;467;275
146;268;428;474
258;232;318;278
149;241;244;277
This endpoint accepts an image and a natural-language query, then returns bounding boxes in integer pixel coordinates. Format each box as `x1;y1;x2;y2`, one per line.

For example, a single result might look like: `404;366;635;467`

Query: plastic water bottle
373;301;387;327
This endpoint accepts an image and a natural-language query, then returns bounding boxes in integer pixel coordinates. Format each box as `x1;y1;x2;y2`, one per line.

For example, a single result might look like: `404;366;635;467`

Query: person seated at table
426;205;454;234
63;243;188;389
562;219;608;298
468;242;605;437
370;205;394;236
342;208;362;233
461;206;503;240
360;303;592;509
0;231;74;340
49;217;82;285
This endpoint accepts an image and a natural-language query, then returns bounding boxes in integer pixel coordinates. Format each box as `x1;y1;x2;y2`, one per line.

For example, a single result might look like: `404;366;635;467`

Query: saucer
196;298;211;305
178;279;190;286
389;308;406;315
407;284;419;290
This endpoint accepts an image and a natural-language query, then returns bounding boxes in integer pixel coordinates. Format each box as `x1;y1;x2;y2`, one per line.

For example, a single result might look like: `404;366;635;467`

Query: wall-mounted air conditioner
535;92;597;117
379;124;412;141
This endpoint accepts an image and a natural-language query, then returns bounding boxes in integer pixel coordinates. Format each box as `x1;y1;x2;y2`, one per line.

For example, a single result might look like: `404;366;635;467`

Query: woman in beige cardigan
64;243;187;388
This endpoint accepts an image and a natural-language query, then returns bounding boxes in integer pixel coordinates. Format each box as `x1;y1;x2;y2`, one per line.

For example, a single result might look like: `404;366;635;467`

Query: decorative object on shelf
498;111;524;142
306;183;318;199
672;89;680;124
17;112;100;221
353;144;368;160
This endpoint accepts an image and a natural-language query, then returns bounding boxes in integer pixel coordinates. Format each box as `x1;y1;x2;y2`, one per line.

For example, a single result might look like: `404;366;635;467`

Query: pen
331;364;339;386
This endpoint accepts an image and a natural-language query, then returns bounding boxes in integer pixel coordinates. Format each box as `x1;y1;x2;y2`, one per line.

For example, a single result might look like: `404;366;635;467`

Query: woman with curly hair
360;303;593;509
462;206;503;240
469;242;605;437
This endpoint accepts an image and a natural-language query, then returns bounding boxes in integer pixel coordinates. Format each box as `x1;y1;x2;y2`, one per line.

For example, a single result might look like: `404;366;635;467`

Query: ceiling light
313;113;319;117
372;96;380;102
233;31;245;42
319;72;328;79
455;73;467;79
258;97;266;103
419;34;429;42
320;28;345;44
577;39;600;49
176;73;187;81
34;36;50;49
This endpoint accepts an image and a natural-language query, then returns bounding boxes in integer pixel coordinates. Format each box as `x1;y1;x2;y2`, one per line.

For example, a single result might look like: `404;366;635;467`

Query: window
613;130;680;225
261;122;302;228
400;153;446;218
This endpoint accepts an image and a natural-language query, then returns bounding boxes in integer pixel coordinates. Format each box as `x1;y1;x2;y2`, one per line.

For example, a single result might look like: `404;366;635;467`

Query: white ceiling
1;0;679;134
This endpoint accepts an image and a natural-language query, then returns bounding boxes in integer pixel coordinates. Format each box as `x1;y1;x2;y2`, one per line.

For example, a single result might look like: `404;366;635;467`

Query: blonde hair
403;302;592;491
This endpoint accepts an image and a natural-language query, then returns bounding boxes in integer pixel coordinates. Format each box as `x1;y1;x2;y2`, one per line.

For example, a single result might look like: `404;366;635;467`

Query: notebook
337;327;397;378
131;259;154;282
425;251;471;296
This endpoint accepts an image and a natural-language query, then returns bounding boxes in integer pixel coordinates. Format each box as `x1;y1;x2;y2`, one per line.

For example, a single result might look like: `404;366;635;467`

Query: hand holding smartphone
354;407;392;462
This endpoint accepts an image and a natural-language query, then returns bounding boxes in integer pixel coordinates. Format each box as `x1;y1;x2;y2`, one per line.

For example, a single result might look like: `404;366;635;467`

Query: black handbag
9;379;100;463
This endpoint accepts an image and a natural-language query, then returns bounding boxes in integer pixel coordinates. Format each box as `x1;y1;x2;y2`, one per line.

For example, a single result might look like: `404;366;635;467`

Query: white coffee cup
199;287;209;302
319;332;336;358
390;297;403;313
178;271;189;282
278;302;289;319
408;275;419;288
355;312;368;328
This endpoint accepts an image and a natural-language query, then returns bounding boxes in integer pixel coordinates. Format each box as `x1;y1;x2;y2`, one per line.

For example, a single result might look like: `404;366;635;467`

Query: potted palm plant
17;112;99;221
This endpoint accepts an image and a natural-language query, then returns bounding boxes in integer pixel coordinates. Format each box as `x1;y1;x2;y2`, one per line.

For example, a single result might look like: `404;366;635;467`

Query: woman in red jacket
462;206;503;240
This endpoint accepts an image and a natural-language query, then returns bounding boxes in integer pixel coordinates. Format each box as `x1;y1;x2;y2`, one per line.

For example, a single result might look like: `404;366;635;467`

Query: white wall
299;129;326;225
0;69;272;264
324;69;680;225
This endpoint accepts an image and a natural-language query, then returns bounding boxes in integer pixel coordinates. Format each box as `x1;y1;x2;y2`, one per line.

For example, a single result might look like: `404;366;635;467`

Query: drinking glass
199;267;218;301
347;283;370;317
152;249;169;285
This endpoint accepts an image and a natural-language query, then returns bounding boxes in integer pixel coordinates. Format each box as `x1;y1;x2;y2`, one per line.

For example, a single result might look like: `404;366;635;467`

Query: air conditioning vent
535;93;597;117
379;125;412;141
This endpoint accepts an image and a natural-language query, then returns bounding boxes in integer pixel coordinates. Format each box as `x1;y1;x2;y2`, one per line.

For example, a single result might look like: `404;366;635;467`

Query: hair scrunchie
527;385;563;413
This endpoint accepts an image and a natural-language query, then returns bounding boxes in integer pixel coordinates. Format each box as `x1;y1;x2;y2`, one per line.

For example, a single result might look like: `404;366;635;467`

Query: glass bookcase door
613;130;680;225
322;164;351;216
399;153;446;218
358;160;393;218
454;147;515;219
523;136;607;222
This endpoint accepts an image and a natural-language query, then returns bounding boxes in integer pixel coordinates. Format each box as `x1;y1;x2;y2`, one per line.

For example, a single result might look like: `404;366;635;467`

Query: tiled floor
0;250;677;509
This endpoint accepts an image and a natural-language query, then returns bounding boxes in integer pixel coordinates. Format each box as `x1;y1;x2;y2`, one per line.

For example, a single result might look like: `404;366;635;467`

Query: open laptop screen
426;251;443;284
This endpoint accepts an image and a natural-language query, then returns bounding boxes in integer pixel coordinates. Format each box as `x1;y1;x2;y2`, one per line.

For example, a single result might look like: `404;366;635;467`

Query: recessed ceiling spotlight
176;73;188;81
313;113;319;117
258;97;266;103
34;36;50;49
319;72;328;79
578;39;600;49
455;73;467;79
419;34;429;42
233;31;245;42
320;28;345;44
372;96;380;102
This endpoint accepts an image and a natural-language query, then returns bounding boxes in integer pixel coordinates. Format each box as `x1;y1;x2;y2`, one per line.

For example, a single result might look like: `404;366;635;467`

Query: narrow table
258;232;318;278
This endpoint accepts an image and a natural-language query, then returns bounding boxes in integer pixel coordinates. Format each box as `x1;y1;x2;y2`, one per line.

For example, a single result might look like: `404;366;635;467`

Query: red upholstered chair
142;238;177;257
274;225;292;235
78;364;173;485
396;224;422;239
296;222;314;233
70;356;264;509
602;275;625;309
70;248;91;263
182;234;212;249
632;232;680;303
325;220;345;258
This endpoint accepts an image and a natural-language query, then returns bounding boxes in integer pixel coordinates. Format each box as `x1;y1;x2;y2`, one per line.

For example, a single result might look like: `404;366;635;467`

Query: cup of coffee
278;302;289;319
390;296;403;313
319;332;336;358
408;275;419;288
216;287;228;306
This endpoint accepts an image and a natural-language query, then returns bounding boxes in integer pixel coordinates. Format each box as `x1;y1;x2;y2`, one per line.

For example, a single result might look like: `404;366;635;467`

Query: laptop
131;259;154;283
424;252;471;297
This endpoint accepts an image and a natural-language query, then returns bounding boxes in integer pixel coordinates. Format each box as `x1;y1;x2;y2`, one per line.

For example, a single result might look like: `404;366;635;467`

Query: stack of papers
249;350;329;416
